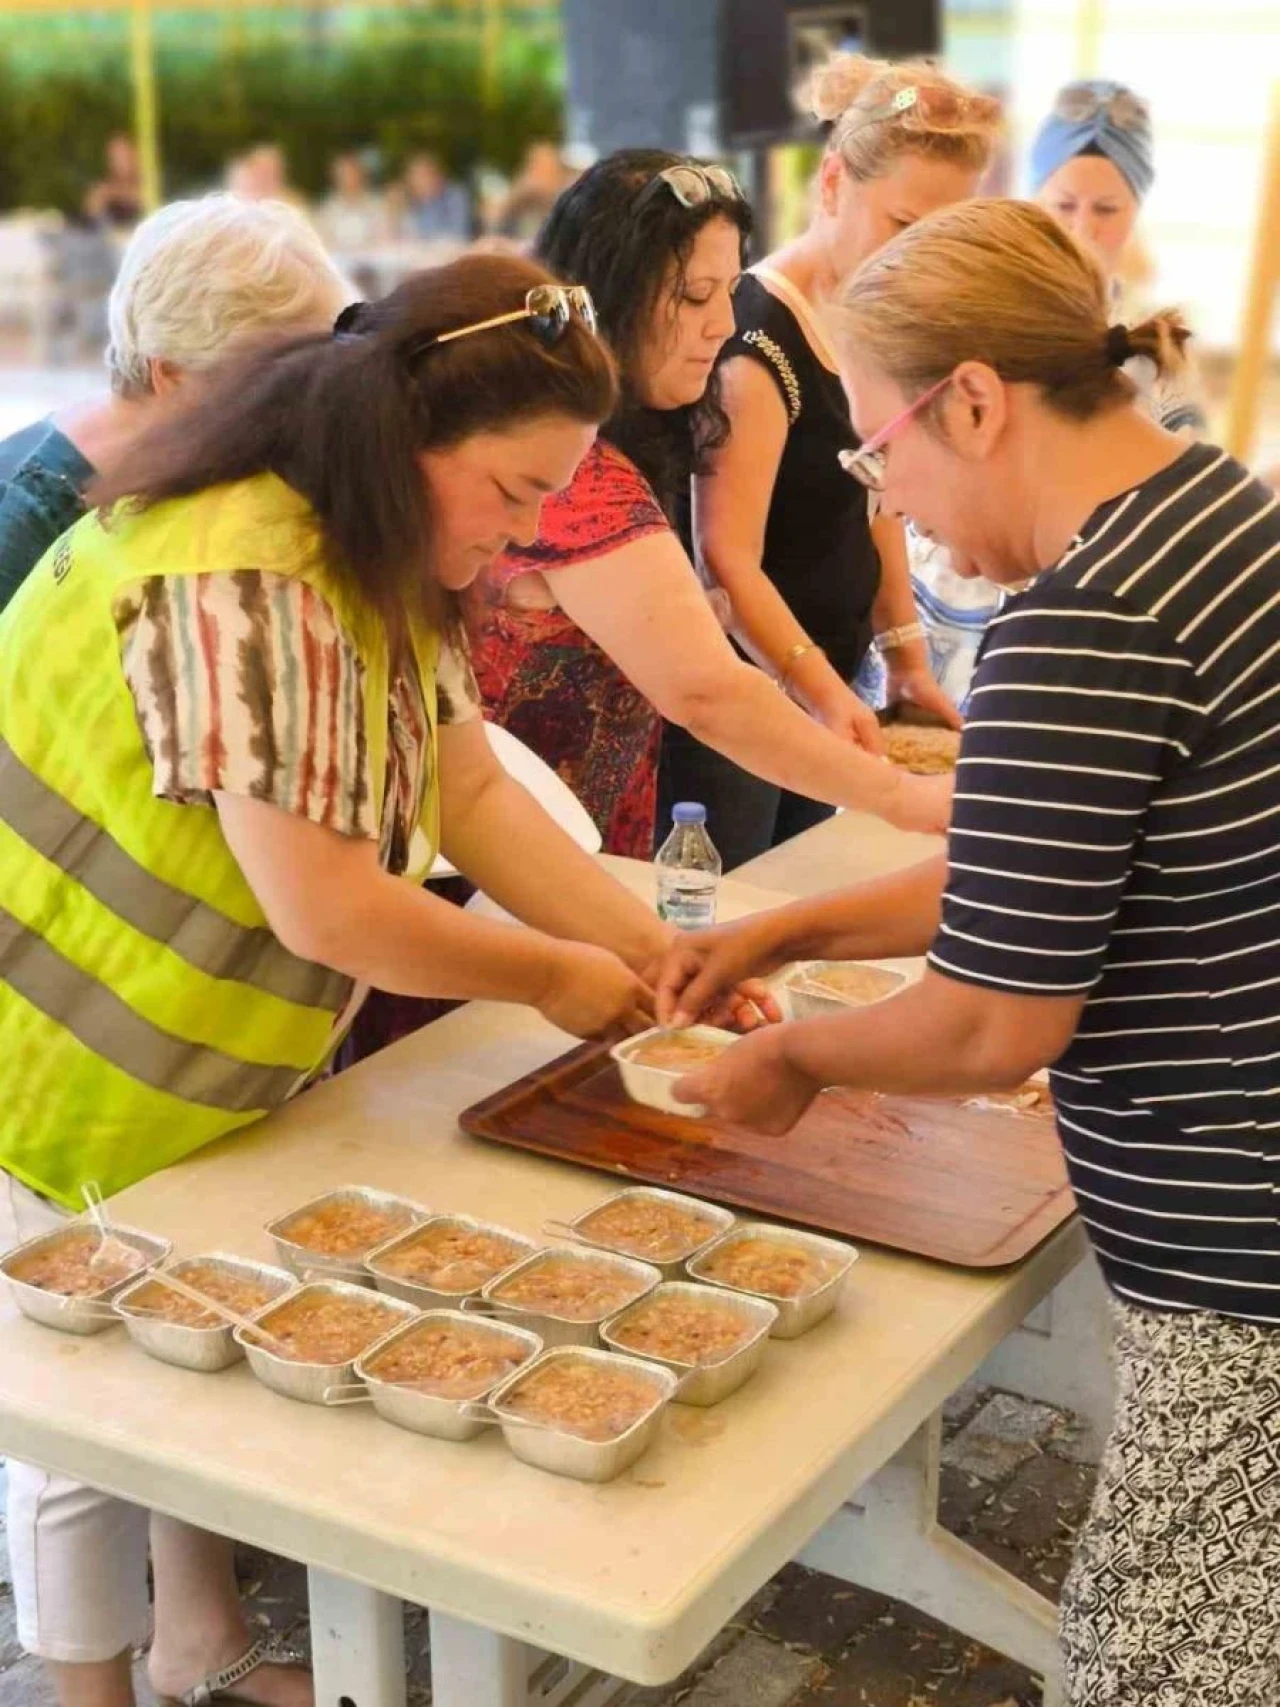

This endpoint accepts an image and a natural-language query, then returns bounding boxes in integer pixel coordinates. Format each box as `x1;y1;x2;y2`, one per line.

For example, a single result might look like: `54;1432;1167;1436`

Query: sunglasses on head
844;83;1001;138
421;284;598;352
1053;84;1148;129
643;161;746;210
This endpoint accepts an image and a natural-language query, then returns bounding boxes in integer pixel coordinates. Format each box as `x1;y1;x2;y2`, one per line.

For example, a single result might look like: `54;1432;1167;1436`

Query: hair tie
333;301;369;339
1104;323;1135;366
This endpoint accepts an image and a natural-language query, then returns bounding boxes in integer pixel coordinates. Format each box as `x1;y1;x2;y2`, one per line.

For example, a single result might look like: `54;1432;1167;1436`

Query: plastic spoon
143;1268;291;1355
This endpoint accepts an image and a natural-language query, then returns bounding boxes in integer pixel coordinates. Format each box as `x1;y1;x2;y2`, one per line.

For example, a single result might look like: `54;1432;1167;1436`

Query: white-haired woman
0;193;350;611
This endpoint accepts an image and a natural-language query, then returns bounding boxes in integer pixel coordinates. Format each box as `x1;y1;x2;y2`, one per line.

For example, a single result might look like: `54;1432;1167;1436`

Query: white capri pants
2;1172;152;1662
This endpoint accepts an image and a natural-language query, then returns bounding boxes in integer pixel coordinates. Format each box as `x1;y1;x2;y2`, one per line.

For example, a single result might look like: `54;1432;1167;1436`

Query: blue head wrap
1029;80;1154;201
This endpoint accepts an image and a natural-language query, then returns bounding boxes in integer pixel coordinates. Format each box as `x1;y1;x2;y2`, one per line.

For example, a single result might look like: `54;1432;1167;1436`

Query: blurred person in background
660;52;1000;868
912;76;1207;708
0;253;705;1707
226;144;306;211
464;149;950;863
315;150;389;253
491;139;578;244
392;150;472;243
0;195;351;613
83;131;144;230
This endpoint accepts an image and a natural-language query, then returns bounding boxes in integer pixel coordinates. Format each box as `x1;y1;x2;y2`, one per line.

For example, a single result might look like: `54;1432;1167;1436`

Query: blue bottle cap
672;802;707;825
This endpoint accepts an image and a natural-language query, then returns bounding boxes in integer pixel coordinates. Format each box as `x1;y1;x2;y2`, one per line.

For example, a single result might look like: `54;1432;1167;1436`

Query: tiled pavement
0;1385;1098;1706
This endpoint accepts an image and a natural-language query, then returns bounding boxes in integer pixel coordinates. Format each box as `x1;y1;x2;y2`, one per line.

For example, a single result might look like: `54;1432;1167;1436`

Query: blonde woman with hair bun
657;197;1280;1707
659;50;1001;869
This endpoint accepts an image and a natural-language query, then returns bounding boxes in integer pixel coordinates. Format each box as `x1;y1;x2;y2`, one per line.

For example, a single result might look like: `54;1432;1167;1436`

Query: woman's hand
884;659;963;731
881;770;953;838
673;1025;823;1133
786;651;884;754
655;914;793;1030
537;941;655;1040
804;678;885;753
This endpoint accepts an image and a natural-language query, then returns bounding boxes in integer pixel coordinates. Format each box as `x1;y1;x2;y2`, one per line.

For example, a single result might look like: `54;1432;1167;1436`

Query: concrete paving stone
0;1656;55;1707
941;1396;1065;1483
749;1564;886;1659
942;1379;990;1434
1046;1418;1101;1467
969;1456;1096;1560
937;1464;997;1534
795;1603;1040;1707
666;1632;822;1707
0;1593;22;1673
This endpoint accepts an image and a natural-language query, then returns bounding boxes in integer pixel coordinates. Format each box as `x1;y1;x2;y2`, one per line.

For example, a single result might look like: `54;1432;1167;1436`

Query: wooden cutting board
460;1043;1076;1268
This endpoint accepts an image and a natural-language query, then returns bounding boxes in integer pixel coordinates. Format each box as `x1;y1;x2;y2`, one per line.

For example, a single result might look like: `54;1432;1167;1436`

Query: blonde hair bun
800;51;887;125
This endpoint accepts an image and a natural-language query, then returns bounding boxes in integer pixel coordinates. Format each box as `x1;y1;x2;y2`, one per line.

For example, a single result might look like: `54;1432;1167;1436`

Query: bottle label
657;880;718;931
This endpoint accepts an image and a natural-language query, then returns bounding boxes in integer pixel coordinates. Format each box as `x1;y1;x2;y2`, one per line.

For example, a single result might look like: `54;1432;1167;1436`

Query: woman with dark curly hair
464;148;948;859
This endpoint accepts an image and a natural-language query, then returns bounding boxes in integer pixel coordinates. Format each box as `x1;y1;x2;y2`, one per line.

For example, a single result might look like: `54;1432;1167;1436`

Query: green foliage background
0;6;565;213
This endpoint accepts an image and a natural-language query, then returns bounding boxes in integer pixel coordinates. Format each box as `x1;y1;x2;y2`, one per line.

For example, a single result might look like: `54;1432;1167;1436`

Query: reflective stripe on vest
0;904;304;1111
0;739;350;1014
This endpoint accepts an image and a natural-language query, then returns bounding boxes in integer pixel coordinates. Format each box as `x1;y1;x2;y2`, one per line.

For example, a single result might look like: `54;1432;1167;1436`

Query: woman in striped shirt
657;199;1280;1706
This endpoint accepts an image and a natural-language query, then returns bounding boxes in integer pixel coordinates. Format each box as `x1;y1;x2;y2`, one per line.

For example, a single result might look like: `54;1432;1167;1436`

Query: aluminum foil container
114;1253;296;1373
364;1215;539;1308
265;1186;429;1283
1;1222;171;1336
609;1025;739;1119
477;1246;661;1348
780;960;908;1022
235;1279;419;1405
600;1281;777;1406
354;1310;543;1442
556;1188;734;1281
483;1345;677;1482
686;1223;859;1339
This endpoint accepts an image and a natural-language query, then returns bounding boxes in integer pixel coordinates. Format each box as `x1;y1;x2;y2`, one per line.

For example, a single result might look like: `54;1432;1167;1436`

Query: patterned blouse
116;569;480;875
465;440;671;859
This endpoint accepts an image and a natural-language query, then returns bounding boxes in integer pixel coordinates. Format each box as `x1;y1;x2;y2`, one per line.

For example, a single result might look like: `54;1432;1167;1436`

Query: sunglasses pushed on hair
644;161;746;209
845;83;1001;137
424;284;598;352
1053;83;1149;129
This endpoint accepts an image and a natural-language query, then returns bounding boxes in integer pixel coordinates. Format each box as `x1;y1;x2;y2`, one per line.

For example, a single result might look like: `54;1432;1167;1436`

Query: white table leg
428;1612;528;1707
428;1612;632;1707
307;1567;406;1707
975;1252;1115;1456
798;1415;1064;1702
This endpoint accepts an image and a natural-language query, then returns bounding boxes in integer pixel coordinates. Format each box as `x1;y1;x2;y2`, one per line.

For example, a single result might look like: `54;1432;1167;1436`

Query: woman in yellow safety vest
0;253;691;1707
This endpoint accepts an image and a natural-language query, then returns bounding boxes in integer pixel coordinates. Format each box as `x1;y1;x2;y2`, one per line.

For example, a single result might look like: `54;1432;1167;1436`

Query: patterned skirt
1060;1299;1280;1706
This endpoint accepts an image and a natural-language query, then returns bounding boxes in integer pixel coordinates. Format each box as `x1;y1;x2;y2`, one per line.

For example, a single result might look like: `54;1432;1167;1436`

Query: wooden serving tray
460;1043;1075;1269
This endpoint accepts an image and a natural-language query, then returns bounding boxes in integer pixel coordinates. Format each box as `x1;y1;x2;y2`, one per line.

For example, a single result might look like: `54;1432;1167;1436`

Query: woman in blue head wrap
1030;80;1154;276
909;78;1204;712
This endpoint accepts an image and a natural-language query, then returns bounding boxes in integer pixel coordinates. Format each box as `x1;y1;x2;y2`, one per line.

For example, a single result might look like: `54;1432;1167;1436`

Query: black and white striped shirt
931;443;1280;1322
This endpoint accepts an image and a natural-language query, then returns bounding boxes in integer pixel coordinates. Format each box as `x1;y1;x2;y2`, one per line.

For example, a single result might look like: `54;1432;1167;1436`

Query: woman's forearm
441;770;669;971
303;868;567;1004
681;661;904;816
757;853;947;964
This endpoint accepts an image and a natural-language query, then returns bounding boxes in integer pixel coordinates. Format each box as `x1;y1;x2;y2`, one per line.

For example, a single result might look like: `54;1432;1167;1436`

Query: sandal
170;1635;309;1707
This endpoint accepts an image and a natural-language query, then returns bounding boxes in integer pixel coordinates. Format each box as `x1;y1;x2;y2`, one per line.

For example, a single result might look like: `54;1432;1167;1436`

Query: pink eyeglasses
839;375;953;493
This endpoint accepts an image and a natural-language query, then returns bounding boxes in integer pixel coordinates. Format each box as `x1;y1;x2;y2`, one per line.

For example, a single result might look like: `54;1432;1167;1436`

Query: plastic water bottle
655;802;722;930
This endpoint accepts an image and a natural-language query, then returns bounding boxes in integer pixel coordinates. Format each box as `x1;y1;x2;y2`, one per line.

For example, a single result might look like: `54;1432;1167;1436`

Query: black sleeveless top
722;272;881;680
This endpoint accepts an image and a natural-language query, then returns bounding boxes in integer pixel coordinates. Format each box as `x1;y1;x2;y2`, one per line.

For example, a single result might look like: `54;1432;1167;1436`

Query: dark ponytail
90;254;618;630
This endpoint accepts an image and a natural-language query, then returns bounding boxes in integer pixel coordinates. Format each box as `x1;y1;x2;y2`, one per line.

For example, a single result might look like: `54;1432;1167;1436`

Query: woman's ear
147;357;185;399
947;361;1007;456
817;151;846;221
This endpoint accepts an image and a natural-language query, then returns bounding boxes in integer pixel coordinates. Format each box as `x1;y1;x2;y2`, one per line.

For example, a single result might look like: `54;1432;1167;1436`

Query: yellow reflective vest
0;473;440;1207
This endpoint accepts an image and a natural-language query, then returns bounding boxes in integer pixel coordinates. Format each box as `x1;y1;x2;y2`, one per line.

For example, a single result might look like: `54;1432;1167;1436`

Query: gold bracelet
777;640;824;690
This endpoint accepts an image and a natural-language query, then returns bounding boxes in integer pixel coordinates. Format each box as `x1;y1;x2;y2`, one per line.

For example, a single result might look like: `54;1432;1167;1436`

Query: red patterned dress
465;440;672;858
